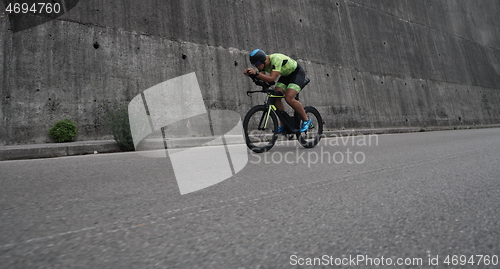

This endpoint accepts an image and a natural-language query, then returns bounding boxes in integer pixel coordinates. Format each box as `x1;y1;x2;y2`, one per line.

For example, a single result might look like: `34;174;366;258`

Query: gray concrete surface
0;128;499;268
2;0;500;145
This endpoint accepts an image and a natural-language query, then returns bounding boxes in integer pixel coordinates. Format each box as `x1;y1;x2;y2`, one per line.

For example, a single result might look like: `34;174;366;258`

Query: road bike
243;74;323;153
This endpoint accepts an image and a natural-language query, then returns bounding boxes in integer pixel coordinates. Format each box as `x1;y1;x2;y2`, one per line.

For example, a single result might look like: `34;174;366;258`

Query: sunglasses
252;60;263;67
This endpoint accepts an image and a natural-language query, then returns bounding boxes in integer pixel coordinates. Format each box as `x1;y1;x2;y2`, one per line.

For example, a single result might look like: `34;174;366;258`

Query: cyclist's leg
284;85;308;121
281;64;308;122
273;83;286;130
274;83;286;112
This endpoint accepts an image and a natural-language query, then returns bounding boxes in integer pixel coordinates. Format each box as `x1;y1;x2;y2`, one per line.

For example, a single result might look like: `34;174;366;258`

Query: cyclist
244;49;312;132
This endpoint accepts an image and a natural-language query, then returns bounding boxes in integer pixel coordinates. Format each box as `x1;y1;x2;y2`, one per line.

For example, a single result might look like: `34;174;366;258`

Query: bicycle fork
257;105;275;131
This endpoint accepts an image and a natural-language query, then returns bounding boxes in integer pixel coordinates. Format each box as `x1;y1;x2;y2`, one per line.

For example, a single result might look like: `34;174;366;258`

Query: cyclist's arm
256;70;280;83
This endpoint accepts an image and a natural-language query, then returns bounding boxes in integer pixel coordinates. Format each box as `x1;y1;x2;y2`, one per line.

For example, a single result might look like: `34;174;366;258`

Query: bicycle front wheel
243;105;279;153
297;106;323;148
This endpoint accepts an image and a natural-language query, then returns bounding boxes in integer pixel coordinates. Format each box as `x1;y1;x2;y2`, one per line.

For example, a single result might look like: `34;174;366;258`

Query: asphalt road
1;128;499;268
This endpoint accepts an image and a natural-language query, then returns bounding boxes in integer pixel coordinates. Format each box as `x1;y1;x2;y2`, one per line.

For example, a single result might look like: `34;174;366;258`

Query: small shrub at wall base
103;104;135;151
49;119;79;143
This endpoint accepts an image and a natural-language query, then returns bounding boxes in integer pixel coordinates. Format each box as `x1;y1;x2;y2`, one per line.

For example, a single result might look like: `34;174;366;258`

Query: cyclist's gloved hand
244;68;257;76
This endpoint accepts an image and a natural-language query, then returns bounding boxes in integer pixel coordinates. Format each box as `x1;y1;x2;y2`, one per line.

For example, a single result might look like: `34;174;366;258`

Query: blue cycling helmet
250;49;266;66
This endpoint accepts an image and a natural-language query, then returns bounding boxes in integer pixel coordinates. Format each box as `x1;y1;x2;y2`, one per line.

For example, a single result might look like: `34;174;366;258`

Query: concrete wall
2;0;500;145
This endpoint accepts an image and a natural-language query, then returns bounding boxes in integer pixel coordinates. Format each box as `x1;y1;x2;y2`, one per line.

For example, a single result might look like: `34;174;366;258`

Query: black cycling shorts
276;64;306;93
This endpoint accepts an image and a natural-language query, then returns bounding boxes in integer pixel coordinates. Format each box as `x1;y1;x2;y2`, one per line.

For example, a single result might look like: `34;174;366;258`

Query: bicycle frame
247;85;302;135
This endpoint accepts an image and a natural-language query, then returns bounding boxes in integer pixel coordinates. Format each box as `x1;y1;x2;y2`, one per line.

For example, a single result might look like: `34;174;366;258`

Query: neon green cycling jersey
261;53;298;76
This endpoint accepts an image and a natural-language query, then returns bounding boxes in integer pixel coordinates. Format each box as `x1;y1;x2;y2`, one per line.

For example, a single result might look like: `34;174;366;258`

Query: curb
1;124;499;161
323;124;500;136
0;140;121;161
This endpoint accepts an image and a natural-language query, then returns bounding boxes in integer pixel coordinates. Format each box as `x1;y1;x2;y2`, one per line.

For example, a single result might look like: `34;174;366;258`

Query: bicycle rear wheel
243;105;279;153
297;106;323;148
